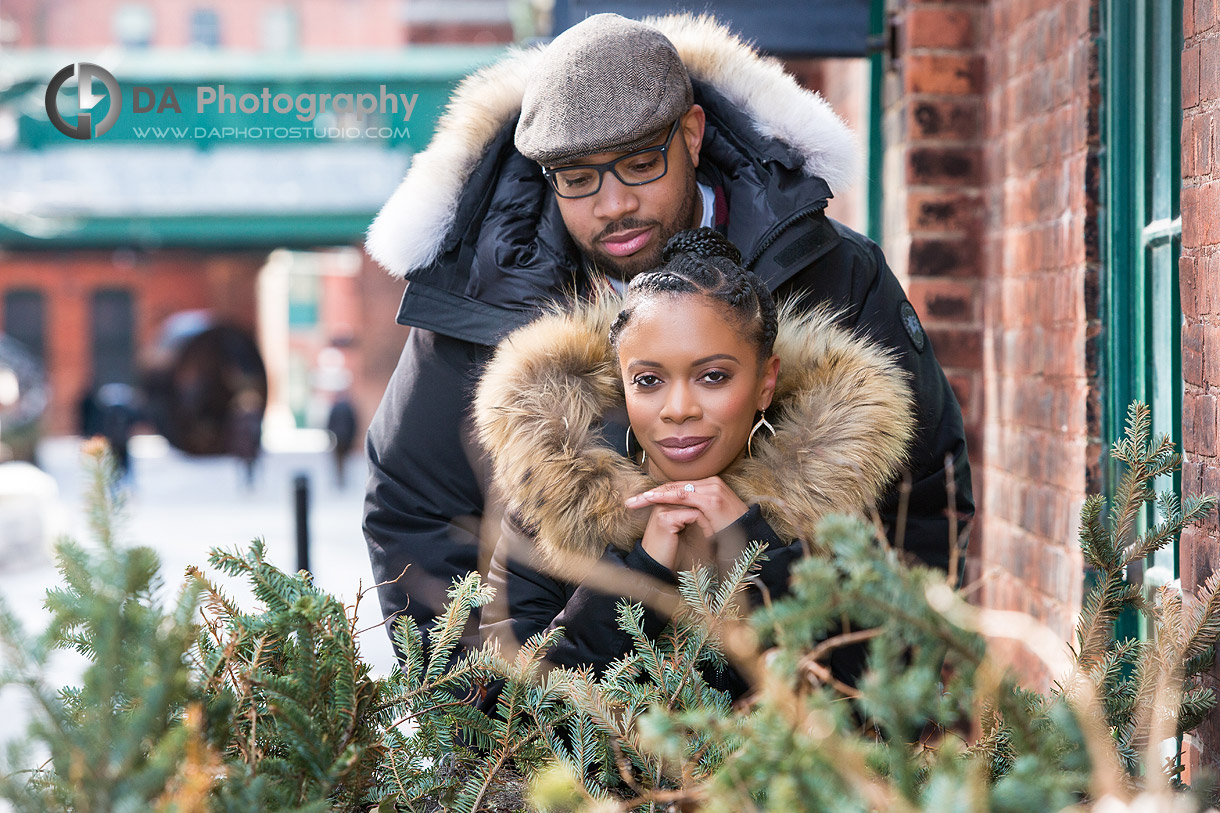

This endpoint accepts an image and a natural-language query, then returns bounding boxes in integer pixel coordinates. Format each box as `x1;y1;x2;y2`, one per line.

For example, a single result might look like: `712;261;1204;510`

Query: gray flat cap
516;13;693;166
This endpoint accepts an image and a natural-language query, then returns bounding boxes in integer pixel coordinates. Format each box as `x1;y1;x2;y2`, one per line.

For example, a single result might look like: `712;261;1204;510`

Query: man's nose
660;380;701;423
592;172;640;221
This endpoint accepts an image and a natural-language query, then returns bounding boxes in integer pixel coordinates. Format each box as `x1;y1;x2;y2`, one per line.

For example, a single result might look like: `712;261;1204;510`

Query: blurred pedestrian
326;395;357;488
228;389;263;488
78;382;103;438
97;383;139;483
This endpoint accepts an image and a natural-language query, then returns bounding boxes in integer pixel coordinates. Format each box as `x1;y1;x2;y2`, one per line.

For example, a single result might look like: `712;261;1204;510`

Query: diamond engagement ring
683;483;695;493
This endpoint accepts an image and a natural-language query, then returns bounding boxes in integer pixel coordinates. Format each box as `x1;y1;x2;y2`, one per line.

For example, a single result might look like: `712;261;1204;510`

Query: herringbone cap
515;13;693;166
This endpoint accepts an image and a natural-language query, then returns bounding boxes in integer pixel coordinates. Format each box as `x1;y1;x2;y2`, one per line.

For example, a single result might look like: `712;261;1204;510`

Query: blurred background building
0;0;872;458
1;0;1219;774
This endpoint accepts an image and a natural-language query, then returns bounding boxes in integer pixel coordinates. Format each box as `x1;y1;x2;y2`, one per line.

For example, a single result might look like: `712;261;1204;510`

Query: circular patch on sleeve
899;301;927;353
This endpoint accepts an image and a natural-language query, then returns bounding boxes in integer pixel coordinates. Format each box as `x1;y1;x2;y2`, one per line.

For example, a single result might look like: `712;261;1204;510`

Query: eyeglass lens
551;150;668;197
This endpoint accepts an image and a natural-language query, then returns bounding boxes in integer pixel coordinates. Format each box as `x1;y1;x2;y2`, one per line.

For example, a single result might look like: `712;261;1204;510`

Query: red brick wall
976;0;1100;687
0;250;261;434
1180;0;1220;777
3;0;405;49
885;0;986;577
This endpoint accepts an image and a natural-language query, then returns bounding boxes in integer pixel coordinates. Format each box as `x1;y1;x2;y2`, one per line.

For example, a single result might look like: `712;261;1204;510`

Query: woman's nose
660;381;701;423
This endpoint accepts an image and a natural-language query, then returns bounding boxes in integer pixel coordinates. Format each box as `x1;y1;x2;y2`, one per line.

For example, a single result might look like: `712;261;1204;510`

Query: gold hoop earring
748;410;775;459
626;425;646;465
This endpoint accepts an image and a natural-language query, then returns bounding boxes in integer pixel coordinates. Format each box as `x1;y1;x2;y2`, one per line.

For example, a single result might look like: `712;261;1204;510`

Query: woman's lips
600;227;653;257
655;436;714;463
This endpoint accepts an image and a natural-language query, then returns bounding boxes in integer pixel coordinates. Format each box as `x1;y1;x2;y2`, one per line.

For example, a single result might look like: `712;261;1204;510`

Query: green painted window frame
866;0;885;243
1102;0;1184;633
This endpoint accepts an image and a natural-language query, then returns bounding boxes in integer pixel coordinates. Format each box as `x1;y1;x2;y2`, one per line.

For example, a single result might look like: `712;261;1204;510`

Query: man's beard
581;164;700;281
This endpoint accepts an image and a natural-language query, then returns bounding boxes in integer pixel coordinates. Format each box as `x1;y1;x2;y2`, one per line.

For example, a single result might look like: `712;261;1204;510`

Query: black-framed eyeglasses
542;119;681;199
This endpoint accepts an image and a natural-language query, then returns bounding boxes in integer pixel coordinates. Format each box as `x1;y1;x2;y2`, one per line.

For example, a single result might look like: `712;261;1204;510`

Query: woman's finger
653;504;704;528
654;505;716;540
625;483;728;513
627;482;714;506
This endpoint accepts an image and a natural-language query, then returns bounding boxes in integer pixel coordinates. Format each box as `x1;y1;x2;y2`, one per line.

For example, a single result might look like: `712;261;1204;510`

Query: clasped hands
624;477;749;572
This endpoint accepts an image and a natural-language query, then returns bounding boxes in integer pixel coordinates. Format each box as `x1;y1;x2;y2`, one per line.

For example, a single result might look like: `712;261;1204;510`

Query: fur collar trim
367;13;858;279
473;293;915;565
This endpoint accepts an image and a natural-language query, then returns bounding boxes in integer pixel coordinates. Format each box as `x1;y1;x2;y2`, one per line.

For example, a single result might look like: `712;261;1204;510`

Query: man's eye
630;156;659;172
562;175;592;189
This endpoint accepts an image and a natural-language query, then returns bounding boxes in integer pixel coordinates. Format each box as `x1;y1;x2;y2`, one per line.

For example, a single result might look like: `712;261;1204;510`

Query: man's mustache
595;218;660;242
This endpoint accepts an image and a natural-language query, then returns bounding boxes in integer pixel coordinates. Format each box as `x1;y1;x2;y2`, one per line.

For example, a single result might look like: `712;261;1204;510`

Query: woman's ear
758;354;780;410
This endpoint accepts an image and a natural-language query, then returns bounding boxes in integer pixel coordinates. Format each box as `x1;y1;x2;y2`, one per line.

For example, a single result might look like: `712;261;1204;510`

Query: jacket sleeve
481;516;678;676
363;326;489;660
481;506;805;677
726;505;805;608
776;220;974;581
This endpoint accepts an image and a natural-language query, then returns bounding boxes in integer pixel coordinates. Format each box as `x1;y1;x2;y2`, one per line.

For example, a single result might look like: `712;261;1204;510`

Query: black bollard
294;473;310;574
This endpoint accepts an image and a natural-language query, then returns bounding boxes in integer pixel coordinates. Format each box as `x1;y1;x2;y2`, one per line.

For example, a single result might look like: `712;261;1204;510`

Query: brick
1185;45;1202;110
1186;393;1219;458
1204;36;1220;105
1183;527;1201;593
907;6;977;50
907;146;983;184
1203;465;1220;534
1206;323;1220;386
908;190;984;231
908;278;978;323
1214;117;1220;179
1184;114;1197;178
1197;112;1214;176
1180;184;1220;249
909;237;982;277
905;54;985;95
1183;186;1201;249
1185;322;1205;386
1206;184;1220;246
909;98;982;140
923;326;982;369
1200;0;1218;34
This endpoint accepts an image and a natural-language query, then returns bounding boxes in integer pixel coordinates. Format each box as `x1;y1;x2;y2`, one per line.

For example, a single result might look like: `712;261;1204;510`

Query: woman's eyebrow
692;353;739;365
626;353;740;371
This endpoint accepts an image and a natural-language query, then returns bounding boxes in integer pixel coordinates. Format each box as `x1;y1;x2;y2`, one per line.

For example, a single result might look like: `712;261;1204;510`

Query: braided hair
609;228;779;362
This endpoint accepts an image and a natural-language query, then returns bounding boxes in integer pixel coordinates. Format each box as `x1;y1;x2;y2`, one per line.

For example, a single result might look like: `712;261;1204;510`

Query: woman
473;229;915;687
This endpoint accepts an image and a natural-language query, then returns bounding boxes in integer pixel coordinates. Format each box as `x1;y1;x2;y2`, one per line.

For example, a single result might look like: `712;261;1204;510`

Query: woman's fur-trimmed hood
473;294;915;565
367;13;858;280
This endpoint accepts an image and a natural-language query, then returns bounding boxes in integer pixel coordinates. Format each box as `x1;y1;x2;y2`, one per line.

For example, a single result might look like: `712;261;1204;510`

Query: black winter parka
363;14;973;660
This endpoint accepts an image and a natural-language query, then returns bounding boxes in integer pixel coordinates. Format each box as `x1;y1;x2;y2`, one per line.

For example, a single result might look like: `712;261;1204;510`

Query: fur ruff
366;13;858;279
473;294;915;566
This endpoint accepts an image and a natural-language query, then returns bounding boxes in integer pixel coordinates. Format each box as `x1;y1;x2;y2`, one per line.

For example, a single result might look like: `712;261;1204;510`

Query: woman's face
617;293;780;482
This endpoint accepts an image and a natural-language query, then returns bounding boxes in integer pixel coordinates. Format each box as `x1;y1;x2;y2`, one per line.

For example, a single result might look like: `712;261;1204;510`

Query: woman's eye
632;374;661;388
701;370;730;384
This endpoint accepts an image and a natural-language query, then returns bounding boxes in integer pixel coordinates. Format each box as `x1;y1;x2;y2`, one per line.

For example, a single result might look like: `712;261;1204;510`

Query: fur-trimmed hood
473;294;915;565
367;13;858;281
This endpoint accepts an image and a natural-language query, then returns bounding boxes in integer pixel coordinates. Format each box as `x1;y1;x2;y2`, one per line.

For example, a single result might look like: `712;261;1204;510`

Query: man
363;13;973;660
